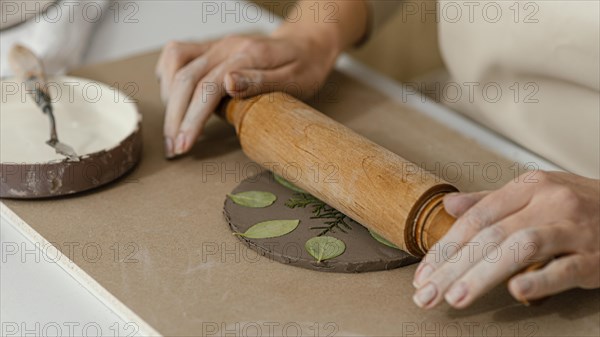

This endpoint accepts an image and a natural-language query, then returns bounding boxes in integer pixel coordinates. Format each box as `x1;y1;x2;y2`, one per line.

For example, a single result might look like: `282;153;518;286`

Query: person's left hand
412;171;600;309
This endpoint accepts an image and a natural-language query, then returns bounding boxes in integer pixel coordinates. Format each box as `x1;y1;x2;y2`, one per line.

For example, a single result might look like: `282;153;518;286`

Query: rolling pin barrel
220;93;457;257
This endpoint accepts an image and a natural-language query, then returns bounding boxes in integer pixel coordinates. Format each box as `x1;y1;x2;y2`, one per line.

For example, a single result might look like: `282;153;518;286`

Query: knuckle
236;38;269;58
237;38;254;51
222;34;243;45
554;185;577;200
164;41;183;56
507;229;545;262
460;208;489;232
513;170;548;189
524;228;542;245
478;225;506;243
250;41;269;55
562;259;581;279
165;40;180;49
229;51;252;64
174;69;195;84
553;186;580;211
532;170;551;184
512;229;542;248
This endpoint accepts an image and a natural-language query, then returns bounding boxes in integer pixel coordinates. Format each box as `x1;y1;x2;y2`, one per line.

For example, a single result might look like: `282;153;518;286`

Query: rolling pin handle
411;193;457;257
217;95;261;133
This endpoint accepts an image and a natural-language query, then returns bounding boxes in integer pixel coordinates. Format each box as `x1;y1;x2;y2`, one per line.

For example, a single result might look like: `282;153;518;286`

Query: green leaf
305;236;346;263
227;191;277;208
234;219;300;239
274;174;307;194
369;230;400;249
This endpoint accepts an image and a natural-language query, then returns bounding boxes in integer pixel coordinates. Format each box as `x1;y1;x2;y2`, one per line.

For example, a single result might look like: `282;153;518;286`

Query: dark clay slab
224;170;419;273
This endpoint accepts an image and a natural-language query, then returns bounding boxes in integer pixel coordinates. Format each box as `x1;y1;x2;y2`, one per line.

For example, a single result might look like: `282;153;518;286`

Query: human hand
155;32;339;158
412;171;600;309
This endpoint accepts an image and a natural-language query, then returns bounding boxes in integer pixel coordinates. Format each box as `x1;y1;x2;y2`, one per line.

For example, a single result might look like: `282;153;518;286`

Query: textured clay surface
224;171;419;273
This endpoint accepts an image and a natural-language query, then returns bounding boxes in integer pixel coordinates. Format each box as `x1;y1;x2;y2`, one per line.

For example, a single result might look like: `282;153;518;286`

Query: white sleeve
0;0;111;78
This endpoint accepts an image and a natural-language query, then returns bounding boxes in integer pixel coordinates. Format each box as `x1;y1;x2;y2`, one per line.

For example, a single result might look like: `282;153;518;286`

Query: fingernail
228;72;249;92
445;282;468;305
413;263;434;288
164;137;174;158
515;278;532;296
413;283;437;308
174;133;187;155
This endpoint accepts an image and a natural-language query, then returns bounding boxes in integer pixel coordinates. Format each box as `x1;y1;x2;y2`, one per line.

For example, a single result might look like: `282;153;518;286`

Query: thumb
224;71;258;97
444;191;491;218
224;67;294;98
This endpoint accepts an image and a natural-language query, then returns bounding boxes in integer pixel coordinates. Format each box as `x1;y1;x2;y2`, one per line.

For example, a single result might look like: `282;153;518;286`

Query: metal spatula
8;44;79;161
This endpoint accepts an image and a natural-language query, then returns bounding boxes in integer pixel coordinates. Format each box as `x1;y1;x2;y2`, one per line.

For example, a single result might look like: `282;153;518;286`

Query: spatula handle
8;44;49;94
8;44;58;144
8;45;54;115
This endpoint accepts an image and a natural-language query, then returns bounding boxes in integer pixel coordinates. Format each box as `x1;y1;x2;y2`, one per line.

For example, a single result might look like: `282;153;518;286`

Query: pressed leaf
227;191;276;208
286;193;353;236
274;174;307;193
235;219;300;239
305;236;346;262
369;230;400;249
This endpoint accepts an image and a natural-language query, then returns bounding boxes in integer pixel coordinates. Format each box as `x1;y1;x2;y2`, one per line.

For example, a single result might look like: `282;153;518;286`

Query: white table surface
0;1;561;336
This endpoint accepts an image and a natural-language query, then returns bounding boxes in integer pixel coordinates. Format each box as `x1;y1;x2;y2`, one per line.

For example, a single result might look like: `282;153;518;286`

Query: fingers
172;54;257;155
160;36;301;158
156;41;214;103
508;252;600;302
412;171;600;309
224;64;296;98
222;38;301;98
413;216;581;308
413;208;536;308
414;184;534;286
163;45;247;157
163;56;213;152
239;37;297;69
442;222;582;308
443;191;490;218
225;69;264;97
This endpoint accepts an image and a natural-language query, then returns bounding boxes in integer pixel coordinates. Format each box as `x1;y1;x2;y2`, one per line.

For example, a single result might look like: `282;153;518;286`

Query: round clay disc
224;171;419;273
0;76;142;198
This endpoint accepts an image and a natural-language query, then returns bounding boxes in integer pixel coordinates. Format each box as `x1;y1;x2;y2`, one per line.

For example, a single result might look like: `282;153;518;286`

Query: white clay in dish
1;76;140;163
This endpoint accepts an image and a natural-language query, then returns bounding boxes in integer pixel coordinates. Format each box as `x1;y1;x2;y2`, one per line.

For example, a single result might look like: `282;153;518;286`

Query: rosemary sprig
285;193;353;236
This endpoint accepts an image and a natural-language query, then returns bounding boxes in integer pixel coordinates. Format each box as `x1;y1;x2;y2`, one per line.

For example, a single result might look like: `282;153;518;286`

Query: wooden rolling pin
221;92;546;305
219;92;457;257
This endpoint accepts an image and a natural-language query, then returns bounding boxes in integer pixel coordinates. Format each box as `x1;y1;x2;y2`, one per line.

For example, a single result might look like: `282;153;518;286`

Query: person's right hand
155;33;339;158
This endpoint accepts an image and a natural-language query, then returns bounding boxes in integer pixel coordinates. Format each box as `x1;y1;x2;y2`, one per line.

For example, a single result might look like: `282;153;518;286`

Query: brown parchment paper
2;52;598;337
